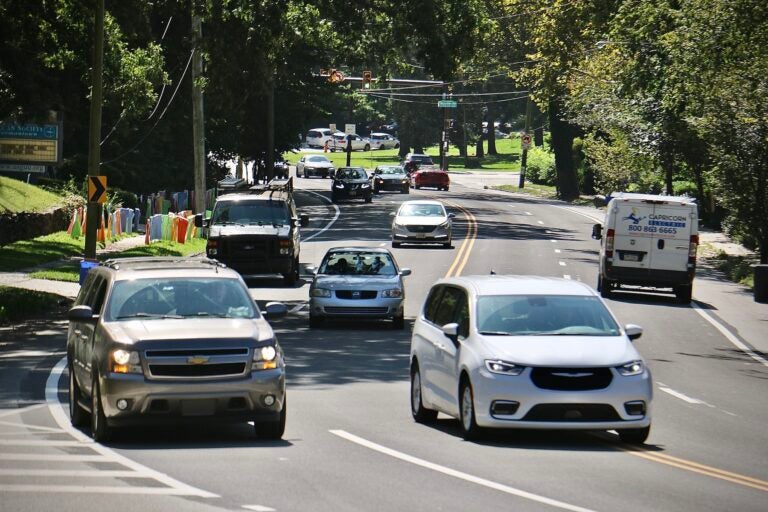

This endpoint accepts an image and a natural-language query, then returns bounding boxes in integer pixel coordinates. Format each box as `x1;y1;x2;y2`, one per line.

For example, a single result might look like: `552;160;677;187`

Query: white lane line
330;430;597;512
538;220;544;225
0;454;106;462
656;384;711;406
242;506;277;512
0;404;46;419
47;357;219;498
559;262;567;266
555;249;562;254
0;485;205;495
553;205;603;223
0;420;64;433
0;439;83;447
690;302;768;368
0;469;144;478
302;190;340;242
563;275;572;280
525;211;532;216
289;303;306;314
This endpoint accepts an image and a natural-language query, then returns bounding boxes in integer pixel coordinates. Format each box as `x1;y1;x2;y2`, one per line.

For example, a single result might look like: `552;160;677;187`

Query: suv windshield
212;201;290;226
476;295;621;336
107;278;257;320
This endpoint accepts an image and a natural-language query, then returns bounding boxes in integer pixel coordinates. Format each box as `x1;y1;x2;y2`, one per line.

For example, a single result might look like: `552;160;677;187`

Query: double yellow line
442;199;478;278
617;445;768;493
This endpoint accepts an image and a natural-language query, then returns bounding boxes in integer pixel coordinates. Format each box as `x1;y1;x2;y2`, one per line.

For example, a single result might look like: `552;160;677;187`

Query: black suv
331;167;373;203
196;178;309;285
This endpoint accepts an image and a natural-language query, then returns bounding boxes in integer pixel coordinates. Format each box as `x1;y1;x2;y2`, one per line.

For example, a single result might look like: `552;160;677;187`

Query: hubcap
461;386;473;431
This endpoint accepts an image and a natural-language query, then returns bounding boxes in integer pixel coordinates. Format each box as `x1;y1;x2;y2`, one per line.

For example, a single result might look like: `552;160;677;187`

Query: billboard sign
0;122;62;165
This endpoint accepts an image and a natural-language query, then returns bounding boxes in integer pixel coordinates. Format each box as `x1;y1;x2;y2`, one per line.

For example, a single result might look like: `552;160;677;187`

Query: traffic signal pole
518;97;533;189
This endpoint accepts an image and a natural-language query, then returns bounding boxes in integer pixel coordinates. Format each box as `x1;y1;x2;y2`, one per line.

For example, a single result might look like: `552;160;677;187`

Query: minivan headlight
253;345;278;370
485;360;525;376
617;360;644;376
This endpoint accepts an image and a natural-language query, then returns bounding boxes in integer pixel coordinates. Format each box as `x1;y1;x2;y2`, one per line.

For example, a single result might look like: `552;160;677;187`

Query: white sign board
329;124;336;132
345;124;356;135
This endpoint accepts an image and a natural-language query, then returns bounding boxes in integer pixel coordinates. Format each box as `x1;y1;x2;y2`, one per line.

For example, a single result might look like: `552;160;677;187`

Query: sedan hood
104;318;268;345
209;225;290;237
336;179;370;185
379;174;408;181
395;215;446;227
307;162;334;169
479;335;640;367
313;274;400;289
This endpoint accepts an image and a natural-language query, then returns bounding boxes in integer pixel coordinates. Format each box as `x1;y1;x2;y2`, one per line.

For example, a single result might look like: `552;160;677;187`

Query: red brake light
605;228;615;257
688;234;698;263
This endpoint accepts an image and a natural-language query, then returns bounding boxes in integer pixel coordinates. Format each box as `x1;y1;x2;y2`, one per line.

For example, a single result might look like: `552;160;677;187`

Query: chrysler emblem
552;372;593;378
187;356;209;365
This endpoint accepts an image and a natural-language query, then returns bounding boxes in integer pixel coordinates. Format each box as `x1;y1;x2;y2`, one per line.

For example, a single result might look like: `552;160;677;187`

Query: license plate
349;190;357;196
623;253;639;262
416;233;426;238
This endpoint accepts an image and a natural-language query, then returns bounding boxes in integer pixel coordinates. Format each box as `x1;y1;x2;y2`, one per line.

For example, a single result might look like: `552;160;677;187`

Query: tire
674;284;692;303
599;275;613;298
415;185;421;190
392;313;405;330
444;186;450;191
364;144;371;151
69;366;88;428
283;258;299;286
394;143;400;149
411;364;437;424
309;314;323;328
618;425;650;444
459;379;481;440
303;171;308;178
443;240;451;249
90;375;112;443
257;397;286;440
365;195;373;203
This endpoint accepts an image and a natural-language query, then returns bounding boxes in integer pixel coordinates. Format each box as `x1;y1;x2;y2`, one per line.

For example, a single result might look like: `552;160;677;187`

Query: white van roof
608;192;697;205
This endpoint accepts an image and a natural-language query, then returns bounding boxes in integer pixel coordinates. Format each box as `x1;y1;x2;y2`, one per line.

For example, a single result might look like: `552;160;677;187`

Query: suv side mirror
592;223;602;240
299;214;310;227
68;305;97;323
194;214;204;228
448;213;456;219
263;302;288;318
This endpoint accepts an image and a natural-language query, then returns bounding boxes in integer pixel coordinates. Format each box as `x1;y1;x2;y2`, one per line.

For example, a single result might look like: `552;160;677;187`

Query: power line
361;90;529;97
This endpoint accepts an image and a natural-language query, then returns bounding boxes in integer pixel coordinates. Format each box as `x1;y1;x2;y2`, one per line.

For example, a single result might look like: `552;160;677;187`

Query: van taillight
605;228;615;257
688;234;698;264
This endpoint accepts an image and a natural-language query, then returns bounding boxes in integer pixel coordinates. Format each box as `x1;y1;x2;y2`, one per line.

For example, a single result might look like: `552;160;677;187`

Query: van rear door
611;200;655;270
647;203;695;272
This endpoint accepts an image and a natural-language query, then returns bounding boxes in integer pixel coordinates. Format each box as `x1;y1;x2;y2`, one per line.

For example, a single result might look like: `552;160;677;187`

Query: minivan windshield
211;200;290;226
476;295;621;336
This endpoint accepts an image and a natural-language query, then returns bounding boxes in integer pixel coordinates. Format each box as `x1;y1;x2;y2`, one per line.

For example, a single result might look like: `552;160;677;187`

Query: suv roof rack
245;176;294;199
102;257;228;272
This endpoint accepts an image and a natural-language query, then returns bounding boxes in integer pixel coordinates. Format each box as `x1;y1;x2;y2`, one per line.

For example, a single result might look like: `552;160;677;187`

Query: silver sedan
391;200;454;248
308;247;411;329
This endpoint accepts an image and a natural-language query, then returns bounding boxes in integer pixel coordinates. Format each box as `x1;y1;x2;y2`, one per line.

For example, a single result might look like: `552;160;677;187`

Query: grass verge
0;286;70;323
0;176;65;213
0;232;85;272
699;243;756;289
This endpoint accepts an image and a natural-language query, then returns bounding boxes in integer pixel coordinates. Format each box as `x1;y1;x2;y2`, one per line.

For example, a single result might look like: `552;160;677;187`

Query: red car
410;166;450;191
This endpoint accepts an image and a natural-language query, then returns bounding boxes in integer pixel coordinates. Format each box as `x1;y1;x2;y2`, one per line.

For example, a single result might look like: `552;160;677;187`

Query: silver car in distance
391;200;454;248
308;247;411;329
410;275;652;443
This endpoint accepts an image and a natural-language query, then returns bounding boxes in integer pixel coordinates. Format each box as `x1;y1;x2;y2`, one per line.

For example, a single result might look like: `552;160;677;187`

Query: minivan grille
531;367;612;391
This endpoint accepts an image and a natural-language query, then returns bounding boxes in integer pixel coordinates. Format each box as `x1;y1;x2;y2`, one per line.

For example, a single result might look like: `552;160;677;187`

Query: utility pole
191;14;206;214
84;0;105;260
518;97;533;189
440;86;448;170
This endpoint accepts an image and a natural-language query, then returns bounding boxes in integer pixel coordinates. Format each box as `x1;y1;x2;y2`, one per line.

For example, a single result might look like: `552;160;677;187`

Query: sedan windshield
378;167;404;175
107;278;257;320
211;201;289;226
476;295;620;336
307;156;330;163
319;251;397;276
398;203;445;217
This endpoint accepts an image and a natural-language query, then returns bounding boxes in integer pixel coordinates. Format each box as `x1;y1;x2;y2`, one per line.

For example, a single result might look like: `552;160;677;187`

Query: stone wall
0;207;70;246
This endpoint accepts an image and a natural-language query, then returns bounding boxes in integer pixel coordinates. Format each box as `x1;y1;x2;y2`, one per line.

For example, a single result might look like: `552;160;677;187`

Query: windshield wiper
479;331;514;336
186;312;234;318
115;313;183;320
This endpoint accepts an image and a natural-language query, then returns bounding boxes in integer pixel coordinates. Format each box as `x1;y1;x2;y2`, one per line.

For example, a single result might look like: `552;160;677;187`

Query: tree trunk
548;99;580;201
476;114;484;158
487;105;497;155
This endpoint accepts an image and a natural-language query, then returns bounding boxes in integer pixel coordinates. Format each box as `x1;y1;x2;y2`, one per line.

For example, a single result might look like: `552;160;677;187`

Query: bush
110;188;139;209
672;180;698;198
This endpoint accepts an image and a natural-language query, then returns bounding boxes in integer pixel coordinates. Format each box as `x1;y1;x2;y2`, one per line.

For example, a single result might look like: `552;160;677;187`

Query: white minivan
592;192;699;303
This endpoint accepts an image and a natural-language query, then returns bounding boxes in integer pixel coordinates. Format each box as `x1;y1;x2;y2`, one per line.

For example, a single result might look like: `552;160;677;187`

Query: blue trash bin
79;260;99;285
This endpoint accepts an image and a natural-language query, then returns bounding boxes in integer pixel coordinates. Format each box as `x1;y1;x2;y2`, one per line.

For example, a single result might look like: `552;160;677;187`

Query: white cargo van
592;192;699;303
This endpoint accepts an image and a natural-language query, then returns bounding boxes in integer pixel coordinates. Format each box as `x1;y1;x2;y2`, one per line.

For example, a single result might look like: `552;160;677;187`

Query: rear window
307;130;322;138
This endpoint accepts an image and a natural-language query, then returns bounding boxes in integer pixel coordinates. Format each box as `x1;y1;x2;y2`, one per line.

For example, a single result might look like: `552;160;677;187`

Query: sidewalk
449;171;767;357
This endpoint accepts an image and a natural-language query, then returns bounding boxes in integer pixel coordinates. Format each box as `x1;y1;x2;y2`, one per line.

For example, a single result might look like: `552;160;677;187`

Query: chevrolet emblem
187;356;209;365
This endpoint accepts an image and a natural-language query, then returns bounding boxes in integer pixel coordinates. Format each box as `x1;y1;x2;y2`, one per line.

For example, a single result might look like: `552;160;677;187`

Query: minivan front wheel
411;364;437;424
459;380;481;440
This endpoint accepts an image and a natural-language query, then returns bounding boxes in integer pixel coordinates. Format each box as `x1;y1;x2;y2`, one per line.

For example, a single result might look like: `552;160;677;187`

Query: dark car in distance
372;165;409;194
331;167;373;203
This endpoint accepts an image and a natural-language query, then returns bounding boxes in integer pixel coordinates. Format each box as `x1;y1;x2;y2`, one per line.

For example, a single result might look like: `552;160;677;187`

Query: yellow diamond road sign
88;175;107;203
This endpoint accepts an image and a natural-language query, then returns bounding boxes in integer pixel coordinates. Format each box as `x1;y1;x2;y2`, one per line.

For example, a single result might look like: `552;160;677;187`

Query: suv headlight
485;360;525;376
253;345;279;371
335;183;345;189
381;288;402;298
111;349;141;374
361;182;371;188
310;288;332;298
617;360;644;376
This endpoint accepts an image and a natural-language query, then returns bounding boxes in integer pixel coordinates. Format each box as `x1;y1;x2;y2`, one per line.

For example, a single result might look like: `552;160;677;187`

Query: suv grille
149;363;246;377
144;347;250;379
531;367;612;391
523;404;620;422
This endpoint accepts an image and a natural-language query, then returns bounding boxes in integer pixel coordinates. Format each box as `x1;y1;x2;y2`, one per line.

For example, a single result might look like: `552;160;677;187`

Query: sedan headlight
253;345;278;370
381;288;403;298
485;360;525;376
439;220;450;229
310;288;332;298
111;349;141;374
617;360;644;376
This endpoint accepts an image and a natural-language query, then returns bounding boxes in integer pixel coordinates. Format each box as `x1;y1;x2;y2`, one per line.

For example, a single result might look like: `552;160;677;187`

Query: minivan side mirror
592;223;602;240
625;324;643;341
442;322;460;345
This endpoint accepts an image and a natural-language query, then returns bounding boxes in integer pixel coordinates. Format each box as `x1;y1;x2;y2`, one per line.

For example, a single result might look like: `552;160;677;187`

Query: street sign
345;124;356;135
521;132;532;149
438;100;457;108
88;175;107;204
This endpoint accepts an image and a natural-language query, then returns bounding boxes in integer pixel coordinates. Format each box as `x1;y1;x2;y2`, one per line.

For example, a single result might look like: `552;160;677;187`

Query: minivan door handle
657;239;665;250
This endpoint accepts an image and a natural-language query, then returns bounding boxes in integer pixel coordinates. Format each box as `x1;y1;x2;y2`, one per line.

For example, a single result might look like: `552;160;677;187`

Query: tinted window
433;287;463;327
424;286;444;323
476;295;621;336
399;203;445;217
212;201;289;226
319;251;397;276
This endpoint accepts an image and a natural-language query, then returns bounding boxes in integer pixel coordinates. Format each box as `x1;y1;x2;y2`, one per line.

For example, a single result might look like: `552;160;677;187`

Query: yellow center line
442;199;477;278
615;446;768;493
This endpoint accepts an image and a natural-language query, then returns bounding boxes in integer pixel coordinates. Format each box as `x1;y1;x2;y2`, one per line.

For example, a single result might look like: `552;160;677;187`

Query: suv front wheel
91;374;112;442
69;367;88;427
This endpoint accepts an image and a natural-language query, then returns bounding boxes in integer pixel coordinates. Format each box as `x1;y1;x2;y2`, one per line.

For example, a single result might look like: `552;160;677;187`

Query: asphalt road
1;175;766;511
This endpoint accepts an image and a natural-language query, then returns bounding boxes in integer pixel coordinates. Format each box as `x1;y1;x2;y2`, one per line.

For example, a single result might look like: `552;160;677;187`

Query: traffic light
362;70;372;89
